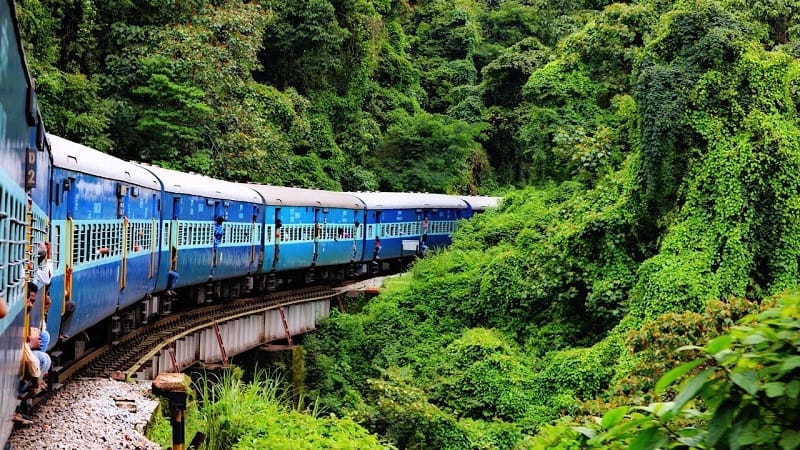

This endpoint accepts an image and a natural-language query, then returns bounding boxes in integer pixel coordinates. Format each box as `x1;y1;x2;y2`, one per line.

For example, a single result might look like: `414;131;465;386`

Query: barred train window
127;221;151;252
52;225;61;270
0;187;29;294
162;223;170;250
178;223;189;246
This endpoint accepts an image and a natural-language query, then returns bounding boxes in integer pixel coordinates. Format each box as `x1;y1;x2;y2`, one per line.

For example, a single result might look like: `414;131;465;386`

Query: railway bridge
64;280;385;383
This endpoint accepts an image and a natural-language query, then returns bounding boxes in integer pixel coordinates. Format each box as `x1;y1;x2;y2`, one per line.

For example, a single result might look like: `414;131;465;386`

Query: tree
576;293;800;449
374;112;486;193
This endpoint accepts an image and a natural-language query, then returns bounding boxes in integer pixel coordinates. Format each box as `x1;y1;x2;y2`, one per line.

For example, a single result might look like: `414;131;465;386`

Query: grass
148;366;388;449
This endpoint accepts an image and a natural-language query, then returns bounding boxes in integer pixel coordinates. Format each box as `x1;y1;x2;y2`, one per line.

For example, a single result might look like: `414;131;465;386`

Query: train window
187;223;195;246
2;186;28;301
127;221;149;252
233;223;245;244
74;224;86;265
228;224;236;243
179;222;189;247
162;222;171;250
52;225;61;269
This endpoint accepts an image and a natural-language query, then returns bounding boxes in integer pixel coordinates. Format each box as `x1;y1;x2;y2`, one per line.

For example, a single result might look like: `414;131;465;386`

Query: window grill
52;225;61;270
127;221;152;252
0;184;28;305
70;221;124;266
162;222;171;250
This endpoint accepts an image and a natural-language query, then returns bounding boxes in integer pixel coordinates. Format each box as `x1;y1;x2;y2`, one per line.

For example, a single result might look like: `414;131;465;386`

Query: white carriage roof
248;184;364;209
347;192;468;210
458;196;502;211
136;163;262;203
48;134;160;190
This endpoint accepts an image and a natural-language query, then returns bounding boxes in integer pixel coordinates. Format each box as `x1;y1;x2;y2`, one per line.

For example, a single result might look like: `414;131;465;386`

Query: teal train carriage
0;0;50;444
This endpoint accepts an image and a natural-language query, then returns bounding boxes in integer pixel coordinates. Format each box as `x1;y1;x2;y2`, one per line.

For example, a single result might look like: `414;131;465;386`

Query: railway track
58;286;338;383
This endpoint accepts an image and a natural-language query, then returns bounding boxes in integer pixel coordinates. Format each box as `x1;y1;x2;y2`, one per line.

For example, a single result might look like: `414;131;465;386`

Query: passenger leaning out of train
213;216;225;247
166;246;179;297
31;242;75;340
23;283;51;391
210;216;225;277
373;236;382;260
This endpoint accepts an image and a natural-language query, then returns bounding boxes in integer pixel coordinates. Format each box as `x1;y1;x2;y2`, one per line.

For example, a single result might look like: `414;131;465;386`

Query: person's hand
28;335;42;350
44;295;52;311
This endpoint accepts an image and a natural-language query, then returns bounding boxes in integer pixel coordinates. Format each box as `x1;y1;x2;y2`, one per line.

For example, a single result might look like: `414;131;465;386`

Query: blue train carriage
137;164;265;300
349;192;469;267
47;135;161;343
248;185;364;283
0;0;51;442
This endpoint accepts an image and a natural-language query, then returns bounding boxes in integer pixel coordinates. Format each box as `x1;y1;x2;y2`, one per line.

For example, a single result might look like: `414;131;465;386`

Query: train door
150;194;158;280
372;211;383;261
421;211;429;247
312;208;320;265
214;201;224;221
64;178;77;307
117;183;128;291
212;200;222;270
248;205;259;273
169;197;180;274
352;210;363;262
272;208;282;270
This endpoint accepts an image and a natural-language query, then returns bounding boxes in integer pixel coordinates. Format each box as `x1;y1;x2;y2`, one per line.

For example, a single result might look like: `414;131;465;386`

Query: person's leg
166;271;180;295
35;351;51;375
59;300;75;339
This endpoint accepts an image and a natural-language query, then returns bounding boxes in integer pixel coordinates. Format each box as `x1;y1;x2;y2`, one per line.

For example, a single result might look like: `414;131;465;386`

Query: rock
8;378;162;450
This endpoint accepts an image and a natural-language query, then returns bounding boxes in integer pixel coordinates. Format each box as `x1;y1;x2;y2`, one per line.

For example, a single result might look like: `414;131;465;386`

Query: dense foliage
17;0;800;448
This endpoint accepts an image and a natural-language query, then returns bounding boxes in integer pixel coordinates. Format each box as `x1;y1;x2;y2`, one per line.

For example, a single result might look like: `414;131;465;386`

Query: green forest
17;0;800;448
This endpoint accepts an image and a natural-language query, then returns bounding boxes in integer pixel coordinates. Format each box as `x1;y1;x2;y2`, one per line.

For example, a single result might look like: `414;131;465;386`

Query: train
44;135;498;343
0;2;500;445
1;0;52;442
